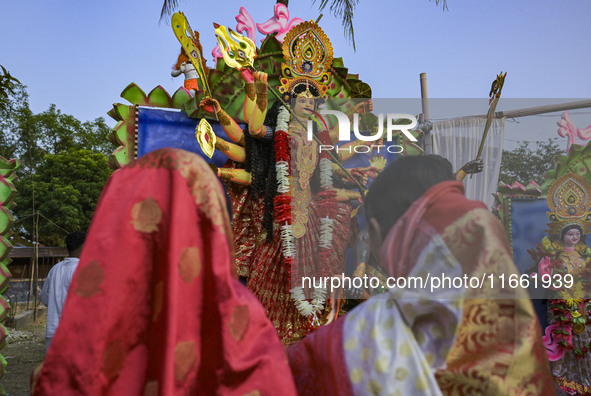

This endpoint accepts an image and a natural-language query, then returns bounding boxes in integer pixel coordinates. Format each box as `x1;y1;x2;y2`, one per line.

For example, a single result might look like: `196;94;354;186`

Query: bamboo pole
498;99;591;119
420;73;432;154
27;184;35;311
33;210;39;321
440;99;591;122
26;257;33;311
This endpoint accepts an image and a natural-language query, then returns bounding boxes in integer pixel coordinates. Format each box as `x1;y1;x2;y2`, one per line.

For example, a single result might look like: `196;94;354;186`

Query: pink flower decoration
256;4;303;42
543;323;566;361
235;7;257;42
211;45;224;65
558;110;591;153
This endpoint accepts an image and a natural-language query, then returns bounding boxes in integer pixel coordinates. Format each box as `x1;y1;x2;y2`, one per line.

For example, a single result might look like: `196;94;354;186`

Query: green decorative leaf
172;87;192;109
0;348;6;376
351;81;372;98
0;295;9;322
183;97;200;119
113;104;132;121
332;66;349;80
0;237;12;261
111;121;127;146
112;146;130;168
0;262;10;293
0;207;14;234
259;35;283;55
107;106;119;121
147;86;173;108
0;180;15;206
332;57;345;68
121;83;147;105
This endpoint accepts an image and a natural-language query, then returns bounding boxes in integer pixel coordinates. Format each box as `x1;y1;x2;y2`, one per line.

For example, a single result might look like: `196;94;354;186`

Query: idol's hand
239;68;255;83
351;166;379;183
199;98;221;114
460;158;484;175
353;99;373;114
347;278;364;299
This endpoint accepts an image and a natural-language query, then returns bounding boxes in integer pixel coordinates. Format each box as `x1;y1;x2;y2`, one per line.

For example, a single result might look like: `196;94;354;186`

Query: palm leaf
314;0;359;51
431;0;448;10
159;0;182;22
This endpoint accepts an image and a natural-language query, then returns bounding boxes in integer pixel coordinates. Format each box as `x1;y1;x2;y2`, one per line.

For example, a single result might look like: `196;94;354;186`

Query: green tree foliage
498;139;564;185
15;150;112;245
0;82;114;246
0;84;113;176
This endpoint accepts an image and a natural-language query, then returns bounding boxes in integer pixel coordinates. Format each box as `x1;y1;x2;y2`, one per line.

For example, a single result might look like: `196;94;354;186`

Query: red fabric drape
32;148;297;396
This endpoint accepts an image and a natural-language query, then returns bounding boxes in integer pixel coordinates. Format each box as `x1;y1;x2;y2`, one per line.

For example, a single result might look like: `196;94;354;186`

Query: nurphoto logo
306;110;418;143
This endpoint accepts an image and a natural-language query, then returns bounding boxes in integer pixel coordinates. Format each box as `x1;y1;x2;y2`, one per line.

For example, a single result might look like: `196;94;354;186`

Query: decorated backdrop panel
506;196;591;329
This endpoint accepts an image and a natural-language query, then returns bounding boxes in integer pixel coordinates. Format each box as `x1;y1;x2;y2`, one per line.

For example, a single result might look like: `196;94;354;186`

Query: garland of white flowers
291;286;327;323
274;104;334;320
319;157;333;189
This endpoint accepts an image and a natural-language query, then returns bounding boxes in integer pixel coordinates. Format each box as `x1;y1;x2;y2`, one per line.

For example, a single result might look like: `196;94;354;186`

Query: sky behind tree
1;0;590;150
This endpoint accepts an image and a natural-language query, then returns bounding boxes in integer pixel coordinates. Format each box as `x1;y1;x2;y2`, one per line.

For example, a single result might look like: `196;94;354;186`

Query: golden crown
278;21;333;99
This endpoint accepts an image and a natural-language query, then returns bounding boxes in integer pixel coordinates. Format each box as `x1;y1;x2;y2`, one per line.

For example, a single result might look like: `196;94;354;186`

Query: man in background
40;230;86;353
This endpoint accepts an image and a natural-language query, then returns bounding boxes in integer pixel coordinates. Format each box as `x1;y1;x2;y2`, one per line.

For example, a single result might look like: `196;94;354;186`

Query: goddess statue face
293;96;315;117
563;227;581;248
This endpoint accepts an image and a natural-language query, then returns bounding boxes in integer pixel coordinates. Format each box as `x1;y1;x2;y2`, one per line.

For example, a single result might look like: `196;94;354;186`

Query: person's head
364;155;455;263
561;223;583;248
31;149;295;394
65;231;86;257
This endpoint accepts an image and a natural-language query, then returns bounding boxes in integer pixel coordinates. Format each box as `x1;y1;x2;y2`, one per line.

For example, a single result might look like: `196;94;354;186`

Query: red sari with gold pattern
32;149;297;396
288;181;555;395
230;130;353;344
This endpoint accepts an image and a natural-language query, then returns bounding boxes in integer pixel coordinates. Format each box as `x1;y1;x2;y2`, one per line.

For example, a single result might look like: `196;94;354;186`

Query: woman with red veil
31;148;296;395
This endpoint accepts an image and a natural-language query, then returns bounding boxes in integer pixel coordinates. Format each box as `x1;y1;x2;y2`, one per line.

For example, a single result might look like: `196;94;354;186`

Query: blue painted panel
137;107;245;167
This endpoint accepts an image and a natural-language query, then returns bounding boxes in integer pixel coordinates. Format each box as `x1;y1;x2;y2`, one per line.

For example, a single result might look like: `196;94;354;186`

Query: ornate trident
476;71;507;159
213;23;257;70
171;12;212;98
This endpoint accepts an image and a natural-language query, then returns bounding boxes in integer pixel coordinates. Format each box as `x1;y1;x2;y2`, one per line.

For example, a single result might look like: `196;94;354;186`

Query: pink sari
32;149;297;396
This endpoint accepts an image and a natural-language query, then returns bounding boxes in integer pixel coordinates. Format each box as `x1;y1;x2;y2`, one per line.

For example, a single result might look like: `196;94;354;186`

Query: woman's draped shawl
288;181;555;395
32;149;297;396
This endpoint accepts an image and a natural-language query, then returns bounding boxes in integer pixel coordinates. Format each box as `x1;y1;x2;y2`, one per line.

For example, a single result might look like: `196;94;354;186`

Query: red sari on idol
32;149;297;396
230;127;352;344
288;181;555;395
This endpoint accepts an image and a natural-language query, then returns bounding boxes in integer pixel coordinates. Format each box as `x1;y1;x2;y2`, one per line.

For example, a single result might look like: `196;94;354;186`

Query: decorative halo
278;21;333;100
546;172;591;238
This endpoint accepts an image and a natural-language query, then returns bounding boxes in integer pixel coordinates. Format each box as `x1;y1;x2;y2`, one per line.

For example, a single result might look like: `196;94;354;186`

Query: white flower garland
319;157;333;189
280;223;296;258
275;103;330;319
319;217;334;249
290;286;326;319
276;105;290;131
275;161;290;193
